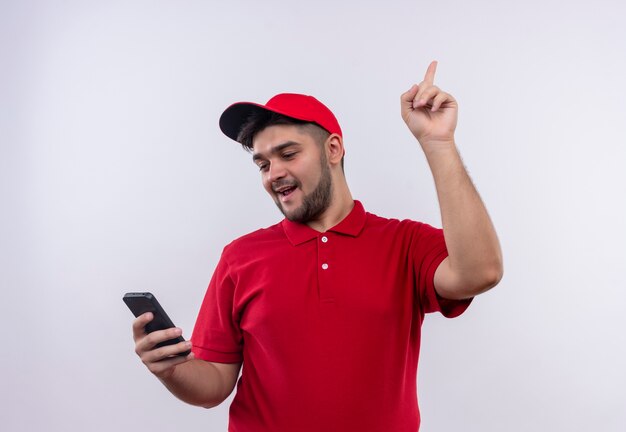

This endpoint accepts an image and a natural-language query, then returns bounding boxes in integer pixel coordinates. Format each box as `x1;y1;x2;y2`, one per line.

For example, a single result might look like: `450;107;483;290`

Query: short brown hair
237;111;330;151
237;111;344;170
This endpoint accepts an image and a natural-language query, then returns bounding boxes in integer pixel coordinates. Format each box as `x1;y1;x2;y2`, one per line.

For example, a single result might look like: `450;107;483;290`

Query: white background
2;1;625;431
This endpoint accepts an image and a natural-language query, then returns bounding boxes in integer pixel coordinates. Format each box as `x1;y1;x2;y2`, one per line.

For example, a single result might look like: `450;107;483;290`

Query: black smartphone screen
123;292;191;356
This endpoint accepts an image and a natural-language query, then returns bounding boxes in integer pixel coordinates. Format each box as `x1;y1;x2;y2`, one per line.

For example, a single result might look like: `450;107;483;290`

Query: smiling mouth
276;186;296;197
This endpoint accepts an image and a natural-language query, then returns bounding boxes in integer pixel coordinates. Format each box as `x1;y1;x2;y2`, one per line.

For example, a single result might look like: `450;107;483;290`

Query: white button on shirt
321;236;328;243
321;263;329;270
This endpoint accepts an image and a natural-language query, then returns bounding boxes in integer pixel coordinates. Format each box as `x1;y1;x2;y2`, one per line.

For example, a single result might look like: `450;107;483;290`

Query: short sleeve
191;252;243;363
412;222;472;318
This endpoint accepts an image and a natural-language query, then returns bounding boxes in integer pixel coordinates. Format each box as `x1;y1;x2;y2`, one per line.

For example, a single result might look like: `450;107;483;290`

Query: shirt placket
317;233;334;303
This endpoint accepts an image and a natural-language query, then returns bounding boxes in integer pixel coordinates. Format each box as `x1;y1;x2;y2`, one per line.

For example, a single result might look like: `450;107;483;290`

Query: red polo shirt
192;200;471;431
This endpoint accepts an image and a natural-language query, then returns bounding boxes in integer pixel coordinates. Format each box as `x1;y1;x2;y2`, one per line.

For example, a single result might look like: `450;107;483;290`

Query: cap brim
219;102;272;142
219;99;329;142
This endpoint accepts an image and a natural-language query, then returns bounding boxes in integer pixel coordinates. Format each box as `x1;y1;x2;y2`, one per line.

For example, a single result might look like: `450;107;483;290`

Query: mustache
271;179;300;192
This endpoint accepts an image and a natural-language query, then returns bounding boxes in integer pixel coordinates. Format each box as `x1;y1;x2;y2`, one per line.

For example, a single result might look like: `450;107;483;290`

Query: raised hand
400;61;458;150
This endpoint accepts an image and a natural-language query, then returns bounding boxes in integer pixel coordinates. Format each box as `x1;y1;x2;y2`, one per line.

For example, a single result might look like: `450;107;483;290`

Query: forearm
424;142;503;295
159;359;234;408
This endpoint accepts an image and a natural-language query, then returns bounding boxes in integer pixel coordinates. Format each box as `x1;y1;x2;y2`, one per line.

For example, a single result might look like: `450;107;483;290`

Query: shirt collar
281;200;367;246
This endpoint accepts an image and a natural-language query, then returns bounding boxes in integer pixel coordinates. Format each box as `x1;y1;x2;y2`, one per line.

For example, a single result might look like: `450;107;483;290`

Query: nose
267;159;287;183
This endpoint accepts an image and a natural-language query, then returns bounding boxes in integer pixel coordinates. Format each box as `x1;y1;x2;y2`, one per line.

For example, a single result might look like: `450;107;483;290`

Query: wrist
420;139;457;158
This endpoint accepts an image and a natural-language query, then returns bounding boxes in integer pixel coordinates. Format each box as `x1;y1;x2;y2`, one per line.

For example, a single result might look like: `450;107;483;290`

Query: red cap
219;93;342;142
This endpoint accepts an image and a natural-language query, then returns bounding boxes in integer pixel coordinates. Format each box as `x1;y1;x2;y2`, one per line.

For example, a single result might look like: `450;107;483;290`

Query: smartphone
123;292;191;356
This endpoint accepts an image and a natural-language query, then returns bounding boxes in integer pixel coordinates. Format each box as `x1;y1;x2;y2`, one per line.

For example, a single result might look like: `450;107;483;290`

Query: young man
132;61;503;431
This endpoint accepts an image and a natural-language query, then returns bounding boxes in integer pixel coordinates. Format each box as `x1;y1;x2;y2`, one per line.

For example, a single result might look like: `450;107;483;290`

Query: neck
306;177;354;232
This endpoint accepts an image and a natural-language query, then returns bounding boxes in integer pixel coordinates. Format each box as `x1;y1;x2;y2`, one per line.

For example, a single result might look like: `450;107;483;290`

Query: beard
274;154;333;224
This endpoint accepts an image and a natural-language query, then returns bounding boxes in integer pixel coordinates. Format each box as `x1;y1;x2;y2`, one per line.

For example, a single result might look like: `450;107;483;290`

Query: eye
282;152;297;160
257;162;269;172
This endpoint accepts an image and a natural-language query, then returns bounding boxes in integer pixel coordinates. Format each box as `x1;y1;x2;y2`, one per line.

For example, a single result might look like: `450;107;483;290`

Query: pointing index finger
424;60;438;84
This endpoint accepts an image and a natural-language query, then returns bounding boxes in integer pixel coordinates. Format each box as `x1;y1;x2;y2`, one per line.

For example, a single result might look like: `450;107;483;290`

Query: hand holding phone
125;292;193;377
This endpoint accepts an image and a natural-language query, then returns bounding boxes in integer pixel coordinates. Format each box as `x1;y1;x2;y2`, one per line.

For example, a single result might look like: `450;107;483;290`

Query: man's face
252;124;332;223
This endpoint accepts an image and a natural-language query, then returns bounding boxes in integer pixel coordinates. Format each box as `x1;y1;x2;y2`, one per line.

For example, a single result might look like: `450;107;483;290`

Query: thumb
401;84;419;111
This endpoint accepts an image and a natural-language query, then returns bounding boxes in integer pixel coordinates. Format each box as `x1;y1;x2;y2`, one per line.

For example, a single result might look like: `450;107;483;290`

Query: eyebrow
252;141;301;163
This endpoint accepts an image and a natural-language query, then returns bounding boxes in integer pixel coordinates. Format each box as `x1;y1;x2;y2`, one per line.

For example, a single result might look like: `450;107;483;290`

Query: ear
325;134;345;167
